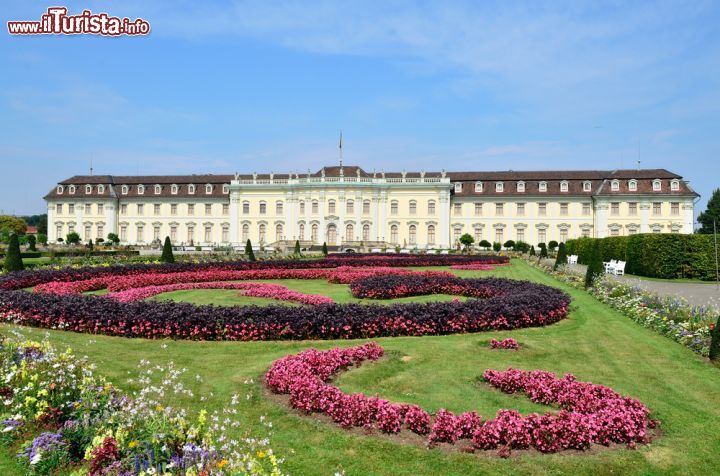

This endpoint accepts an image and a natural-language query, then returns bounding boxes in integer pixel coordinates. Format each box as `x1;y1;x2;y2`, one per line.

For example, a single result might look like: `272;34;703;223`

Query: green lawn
2;259;720;475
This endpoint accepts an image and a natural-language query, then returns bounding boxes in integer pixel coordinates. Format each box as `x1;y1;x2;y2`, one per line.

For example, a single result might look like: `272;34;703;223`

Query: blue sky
1;0;719;217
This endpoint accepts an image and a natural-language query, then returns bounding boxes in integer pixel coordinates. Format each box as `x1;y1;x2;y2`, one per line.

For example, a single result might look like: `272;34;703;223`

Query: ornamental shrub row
265;344;654;456
0;279;568;341
566;234;720;280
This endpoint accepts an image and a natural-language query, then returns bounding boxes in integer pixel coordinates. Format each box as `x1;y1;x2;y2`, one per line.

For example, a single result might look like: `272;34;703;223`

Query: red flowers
490;338;520;350
266;344;655;455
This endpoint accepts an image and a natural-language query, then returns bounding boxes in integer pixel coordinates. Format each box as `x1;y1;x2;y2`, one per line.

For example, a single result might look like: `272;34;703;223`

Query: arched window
276;224;283;241
362;224;370;241
85;185;92;194
258;224;266;242
311;224;318;242
583;181;592;192
188;184;196;194
205;184;213;194
137;185;145;195
57;185;64;194
242;224;249;241
171;184;178;194
409;225;416;244
345;224;354;242
560;181;568;192
121;185;128;195
516;181;525;192
363;200;371;214
653;179;662;191
409;200;417;215
69;185;76;194
222;184;229;194
670;179;680;191
276;201;283;215
328;200;336;214
327;224;337;244
427;225;435;245
98;185;105;194
390;225;398;244
539;181;547;192
428;200;436;215
611;180;620;191
474;182;483;192
346;200;354;214
154;185;162;194
495;182;504;192
628;179;637;191
390;200;398;215
298;223;305;240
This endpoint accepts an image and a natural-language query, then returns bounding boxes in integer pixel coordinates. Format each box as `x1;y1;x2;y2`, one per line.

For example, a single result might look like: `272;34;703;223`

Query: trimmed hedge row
565;234;720;280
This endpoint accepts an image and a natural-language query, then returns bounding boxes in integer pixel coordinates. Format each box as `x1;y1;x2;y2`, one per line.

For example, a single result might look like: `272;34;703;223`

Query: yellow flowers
155;404;164;412
128;440;139;449
217;459;229;469
256;450;266;458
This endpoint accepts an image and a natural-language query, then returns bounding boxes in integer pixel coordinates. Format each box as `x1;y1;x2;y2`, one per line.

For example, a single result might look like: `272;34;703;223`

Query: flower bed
265;343;655;456
107;281;335;305
489;338;519;350
0;334;281;475
450;263;507;271
350;275;530;300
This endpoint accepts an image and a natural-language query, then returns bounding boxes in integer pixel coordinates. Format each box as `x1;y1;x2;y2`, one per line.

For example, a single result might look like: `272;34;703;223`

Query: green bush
529;245;536;256
492;242;501;252
554;242;568;270
548;240;559;252
322;242;328;256
3;233;24;272
27;234;37;251
584;240;604;287
539;243;548;258
710;315;720;363
245;239;256;261
66;232;80;245
160;236;175;263
513;241;530;253
479;240;491;250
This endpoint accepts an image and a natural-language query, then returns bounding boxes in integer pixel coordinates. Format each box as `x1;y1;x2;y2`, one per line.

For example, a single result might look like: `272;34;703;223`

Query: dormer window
652;179;662;191
495;182;504;192
454;182;462;193
670;179;680;191
69;185;76;194
154;185;162;195
222;184;229;194
57;185;64;194
97;185;105;194
560;181;569;192
474;181;483;192
121;185;129;195
539;181;547;192
517;181;525;192
628;179;637;192
205;184;213;194
583;181;592;192
171;184;178;195
137;185;145;195
85;185;92;194
611;180;620;191
188;184;196;195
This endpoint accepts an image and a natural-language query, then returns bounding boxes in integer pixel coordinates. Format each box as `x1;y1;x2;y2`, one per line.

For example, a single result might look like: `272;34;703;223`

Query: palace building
44;165;698;249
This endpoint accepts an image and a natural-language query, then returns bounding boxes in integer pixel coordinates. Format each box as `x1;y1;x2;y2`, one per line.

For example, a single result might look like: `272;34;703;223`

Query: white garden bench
400;249;411;254
603;260;626;276
440;250;449;255
200;246;213;252
370;248;383;253
567;255;578;265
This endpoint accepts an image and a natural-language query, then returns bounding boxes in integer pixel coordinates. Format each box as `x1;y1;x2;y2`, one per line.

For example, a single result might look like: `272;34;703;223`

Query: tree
710;315;720;363
479;239;492;250
539;243;548;258
548;240;559;252
107;233;120;245
322;242;328;256
698;188;720;234
529;245;536;256
554;242;568;270
245;239;256;261
513;241;530;253
492;242;501;252
66;232;80;245
160;236;175;263
3;234;24;272
87;239;94;251
294;240;301;256
27;234;37;252
503;240;515;250
0;215;27;236
459;233;474;251
584;240;604;287
37;234;47;246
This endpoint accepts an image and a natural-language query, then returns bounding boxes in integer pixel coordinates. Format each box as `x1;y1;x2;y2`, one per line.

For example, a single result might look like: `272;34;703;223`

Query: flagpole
339;131;343;167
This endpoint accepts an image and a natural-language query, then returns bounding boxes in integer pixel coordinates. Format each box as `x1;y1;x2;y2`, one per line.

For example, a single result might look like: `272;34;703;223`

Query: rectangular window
69;204;75;214
390;202;398;215
329;201;336;214
582;203;591;215
84;224;91;240
347;201;355;214
538;202;547;216
188;228;195;243
154;226;160;241
517;228;525;242
188;204;195;215
312;202;318;214
137;226;144;242
538;229;546;244
97;225;104;239
611;202;620;215
653;202;662;215
300;202;306;214
205;226;212;242
582;228;590;238
474;202;482;216
495;228;503;244
474;227;482;242
85;204;92;214
56;224;63;237
629;202;637;215
120;226;127;241
276;202;283;215
154;204;161;215
496;203;504;216
205;204;212;215
137;204;144;216
560;203;568;216
243;202;250;214
259;202;266;214
454;182;462;193
56;204;63;214
409;201;416;215
171;204;177;215
120;204;126;215
222;226;229;242
222;204;229;215
170;226;177;241
453;203;462;216
671;202;679;215
560;229;568;242
428;201;435;215
517;203;525;216
98;203;104;215
363;201;371;214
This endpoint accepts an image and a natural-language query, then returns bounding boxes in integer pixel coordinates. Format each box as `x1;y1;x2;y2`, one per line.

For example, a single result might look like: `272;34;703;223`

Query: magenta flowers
490;338;520;350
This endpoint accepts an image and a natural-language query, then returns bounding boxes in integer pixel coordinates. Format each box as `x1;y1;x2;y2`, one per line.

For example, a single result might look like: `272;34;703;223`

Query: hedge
566;234;720;280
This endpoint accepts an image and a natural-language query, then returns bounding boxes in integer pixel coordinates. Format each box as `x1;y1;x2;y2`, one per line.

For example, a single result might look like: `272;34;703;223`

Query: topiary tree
513;241;530;253
554;242;568;270
27;234;37;252
459;233;474;252
584;239;604;287
710;315;720;363
107;233;120;245
503;240;515;250
160;236;175;263
529;245;536;256
294;239;301;256
698;188;720;234
548;240;559;252
245;239;256;261
322;242;328;256
492;242;501;252
3;234;24;272
38;234;47;246
87;239;94;251
539;243;548;258
479;239;491;250
66;231;80;245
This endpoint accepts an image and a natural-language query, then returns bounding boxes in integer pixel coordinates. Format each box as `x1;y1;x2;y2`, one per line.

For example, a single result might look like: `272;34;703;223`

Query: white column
682;201;694;234
639;201;651;233
229;186;240;245
371;194;379;241
439;190;450;248
378;192;388;242
319;192;326;244
46;202;55;242
105;200;117;237
595;202;608;238
338;193;346;244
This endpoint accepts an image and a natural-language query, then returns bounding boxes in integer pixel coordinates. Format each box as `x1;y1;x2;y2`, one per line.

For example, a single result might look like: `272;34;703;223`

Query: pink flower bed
107;281;334;305
266;344;655;455
34;267;453;296
490;338;520;350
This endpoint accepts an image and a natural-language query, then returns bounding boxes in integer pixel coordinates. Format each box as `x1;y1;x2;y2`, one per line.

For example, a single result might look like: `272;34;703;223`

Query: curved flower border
265;343;656;456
